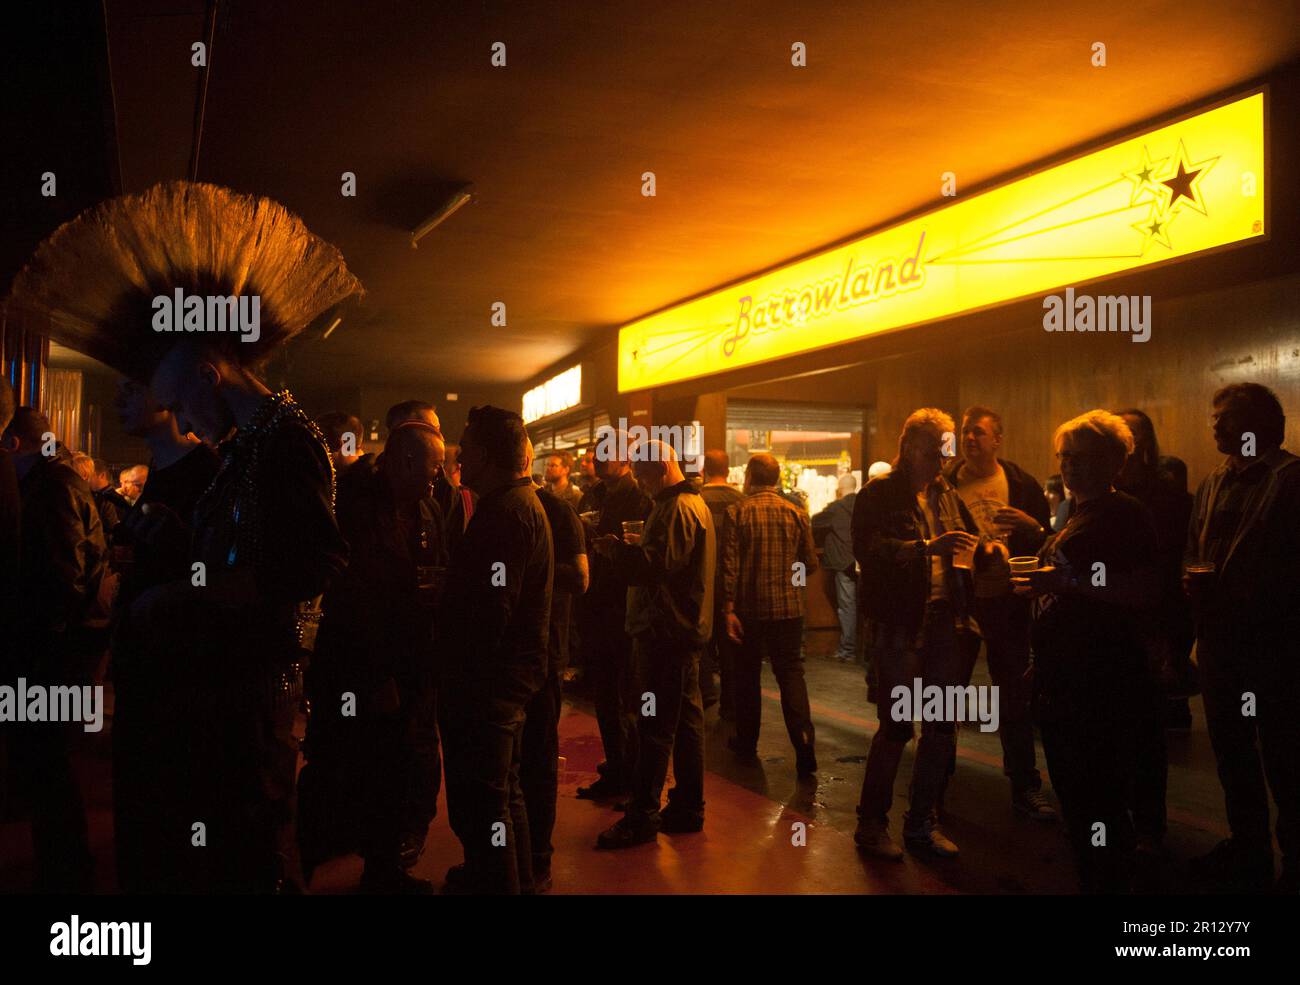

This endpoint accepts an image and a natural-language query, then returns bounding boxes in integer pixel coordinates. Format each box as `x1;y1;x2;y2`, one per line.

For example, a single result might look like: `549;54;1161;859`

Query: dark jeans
973;593;1041;795
439;667;538;894
1198;629;1300;862
1040;716;1137;893
627;637;705;825
733;615;815;767
177;684;302;893
833;571;858;660
520;672;561;879
361;684;440;869
400;685;441;848
1131;681;1168;841
113;671;187;893
711;612;737;714
858;603;978;832
588;615;638;788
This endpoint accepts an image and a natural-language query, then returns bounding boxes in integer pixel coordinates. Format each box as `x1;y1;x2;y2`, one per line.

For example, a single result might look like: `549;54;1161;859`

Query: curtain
43;368;83;452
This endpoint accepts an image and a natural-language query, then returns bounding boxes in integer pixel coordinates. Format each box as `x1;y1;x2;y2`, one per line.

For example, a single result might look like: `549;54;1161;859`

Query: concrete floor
0;634;1244;894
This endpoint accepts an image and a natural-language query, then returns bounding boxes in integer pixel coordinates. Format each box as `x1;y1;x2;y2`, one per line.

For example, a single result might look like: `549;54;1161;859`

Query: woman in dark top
1115;408;1196;851
1014;410;1158;894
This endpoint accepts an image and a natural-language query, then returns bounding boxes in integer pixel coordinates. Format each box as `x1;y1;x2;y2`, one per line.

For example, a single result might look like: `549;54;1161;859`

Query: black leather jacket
852;469;975;637
16;449;108;663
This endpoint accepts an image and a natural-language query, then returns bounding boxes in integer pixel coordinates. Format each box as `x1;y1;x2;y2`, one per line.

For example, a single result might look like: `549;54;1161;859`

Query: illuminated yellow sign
523;364;582;423
619;92;1266;391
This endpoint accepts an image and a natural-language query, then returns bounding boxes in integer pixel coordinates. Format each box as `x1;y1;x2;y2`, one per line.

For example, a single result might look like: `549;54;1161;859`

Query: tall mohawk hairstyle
5;181;363;379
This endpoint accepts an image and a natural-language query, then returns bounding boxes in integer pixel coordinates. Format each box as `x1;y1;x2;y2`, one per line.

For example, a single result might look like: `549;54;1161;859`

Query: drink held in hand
952;537;976;570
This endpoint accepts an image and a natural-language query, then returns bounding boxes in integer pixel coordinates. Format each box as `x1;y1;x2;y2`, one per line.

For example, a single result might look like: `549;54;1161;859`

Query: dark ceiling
11;0;1300;390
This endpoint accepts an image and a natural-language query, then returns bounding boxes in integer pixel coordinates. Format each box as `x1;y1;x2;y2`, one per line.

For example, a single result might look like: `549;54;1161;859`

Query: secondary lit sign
523;364;582;423
618;92;1266;391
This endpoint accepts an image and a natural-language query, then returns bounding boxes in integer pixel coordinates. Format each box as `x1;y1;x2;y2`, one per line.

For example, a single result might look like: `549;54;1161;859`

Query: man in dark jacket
812;473;860;662
593;439;715;848
525;445;588;893
1186;383;1300;894
575;433;652;800
944;406;1055;821
300;420;447;893
3;406;107;892
699;449;743;711
437;406;553;894
852;409;979;860
0;382;19;647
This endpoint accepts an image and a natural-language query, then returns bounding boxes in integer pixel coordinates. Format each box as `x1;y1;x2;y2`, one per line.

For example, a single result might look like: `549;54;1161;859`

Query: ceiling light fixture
411;184;476;248
322;315;343;339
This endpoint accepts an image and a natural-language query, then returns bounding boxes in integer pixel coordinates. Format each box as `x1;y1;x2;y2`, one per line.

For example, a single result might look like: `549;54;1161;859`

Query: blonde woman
1014;410;1158;893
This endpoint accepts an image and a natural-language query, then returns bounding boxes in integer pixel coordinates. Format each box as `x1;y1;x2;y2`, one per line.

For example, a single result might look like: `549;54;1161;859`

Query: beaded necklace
195;389;337;571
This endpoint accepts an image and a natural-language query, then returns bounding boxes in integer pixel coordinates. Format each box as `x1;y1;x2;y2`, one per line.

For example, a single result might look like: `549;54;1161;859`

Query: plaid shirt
722;488;817;620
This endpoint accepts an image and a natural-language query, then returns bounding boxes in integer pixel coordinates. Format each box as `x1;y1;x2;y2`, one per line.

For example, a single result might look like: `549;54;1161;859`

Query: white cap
868;461;892;480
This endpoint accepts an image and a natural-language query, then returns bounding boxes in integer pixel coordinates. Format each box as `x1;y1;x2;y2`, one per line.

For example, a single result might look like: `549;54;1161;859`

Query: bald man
591;438;715;848
301;419;447;893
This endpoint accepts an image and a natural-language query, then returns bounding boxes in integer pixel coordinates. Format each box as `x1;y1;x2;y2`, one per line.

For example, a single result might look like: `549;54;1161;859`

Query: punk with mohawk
8;182;358;893
7;181;362;380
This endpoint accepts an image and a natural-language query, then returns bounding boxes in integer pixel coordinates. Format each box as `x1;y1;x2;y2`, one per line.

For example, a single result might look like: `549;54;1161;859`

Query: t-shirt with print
957;462;1011;597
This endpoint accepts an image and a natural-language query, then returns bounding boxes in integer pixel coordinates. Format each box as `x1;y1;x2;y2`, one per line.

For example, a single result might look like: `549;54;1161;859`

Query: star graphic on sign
1131;204;1174;254
1122;145;1169;205
1159;140;1217;216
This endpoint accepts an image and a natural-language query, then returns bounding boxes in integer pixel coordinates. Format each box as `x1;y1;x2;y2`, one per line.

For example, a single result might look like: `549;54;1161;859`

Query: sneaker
576;776;628;800
904;823;960;858
398;833;426;870
596;816;658;850
659;808;704;834
1190;838;1273;892
854;820;904;861
1012;789;1058;822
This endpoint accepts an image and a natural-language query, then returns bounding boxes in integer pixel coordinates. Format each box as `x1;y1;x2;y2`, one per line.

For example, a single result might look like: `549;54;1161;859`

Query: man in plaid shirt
721;454;819;776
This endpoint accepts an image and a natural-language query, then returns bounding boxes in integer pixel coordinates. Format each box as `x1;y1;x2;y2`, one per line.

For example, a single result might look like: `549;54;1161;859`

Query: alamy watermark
151;288;261;343
0;679;104;733
1043;287;1150;343
889;678;1000;733
50;915;151;965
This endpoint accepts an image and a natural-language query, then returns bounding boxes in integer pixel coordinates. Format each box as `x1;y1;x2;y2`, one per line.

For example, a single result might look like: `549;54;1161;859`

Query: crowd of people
1;184;1294;897
2;367;1296;896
